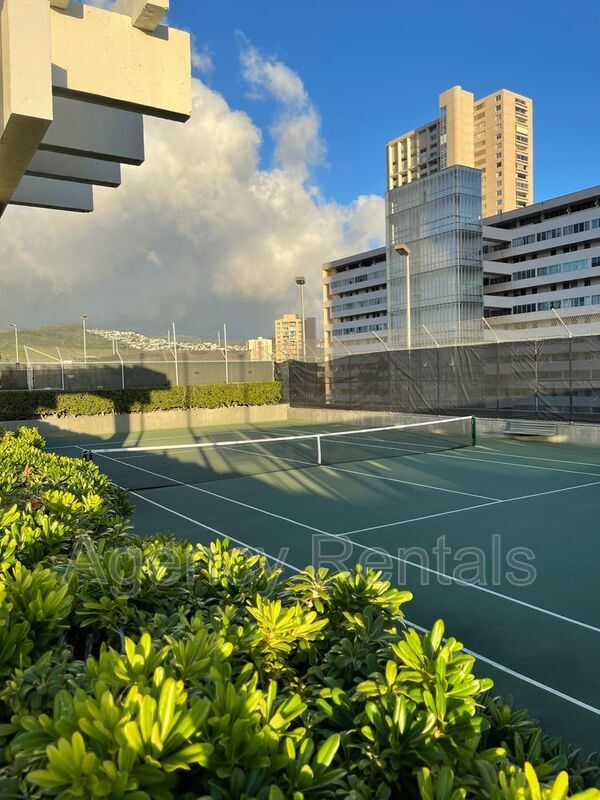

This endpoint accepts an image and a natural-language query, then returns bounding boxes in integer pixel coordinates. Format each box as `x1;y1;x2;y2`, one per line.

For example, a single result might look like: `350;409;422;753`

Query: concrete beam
10;175;93;212
113;0;169;32
40;95;145;165
26;151;122;187
0;0;53;216
50;3;191;121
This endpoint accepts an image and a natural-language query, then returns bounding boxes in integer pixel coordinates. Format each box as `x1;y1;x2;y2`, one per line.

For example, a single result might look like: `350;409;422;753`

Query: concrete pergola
0;0;192;218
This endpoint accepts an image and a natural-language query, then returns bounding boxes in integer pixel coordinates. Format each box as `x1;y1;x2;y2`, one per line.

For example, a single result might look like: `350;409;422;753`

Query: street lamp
81;315;88;362
295;276;307;361
394;245;411;350
9;323;19;364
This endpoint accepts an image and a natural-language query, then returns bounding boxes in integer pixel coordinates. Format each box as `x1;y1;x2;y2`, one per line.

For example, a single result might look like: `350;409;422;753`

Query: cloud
191;38;213;75
240;44;308;108
0;47;384;339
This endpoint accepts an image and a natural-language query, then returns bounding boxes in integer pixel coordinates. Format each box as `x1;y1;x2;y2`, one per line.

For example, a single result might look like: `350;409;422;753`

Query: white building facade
483;186;600;323
322;247;388;353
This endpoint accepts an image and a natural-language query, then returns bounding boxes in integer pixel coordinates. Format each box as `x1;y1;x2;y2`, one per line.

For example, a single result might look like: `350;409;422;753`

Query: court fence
0;357;275;392
288;334;600;424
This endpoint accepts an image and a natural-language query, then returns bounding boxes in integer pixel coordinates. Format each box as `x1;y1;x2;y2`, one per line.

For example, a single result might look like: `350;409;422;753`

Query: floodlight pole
9;323;19;364
394;244;411;350
223;324;229;383
81;315;88;362
295;276;307;360
172;322;179;386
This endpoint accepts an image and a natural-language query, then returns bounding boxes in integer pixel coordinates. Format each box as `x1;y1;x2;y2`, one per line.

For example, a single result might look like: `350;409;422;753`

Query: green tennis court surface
51;418;600;752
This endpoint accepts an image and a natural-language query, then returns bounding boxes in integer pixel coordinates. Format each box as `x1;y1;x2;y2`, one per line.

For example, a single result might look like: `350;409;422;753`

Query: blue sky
170;0;600;206
3;0;599;338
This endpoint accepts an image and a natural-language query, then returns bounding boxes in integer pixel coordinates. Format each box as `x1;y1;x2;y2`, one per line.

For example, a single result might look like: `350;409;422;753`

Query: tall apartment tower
274;314;317;360
386;86;533;216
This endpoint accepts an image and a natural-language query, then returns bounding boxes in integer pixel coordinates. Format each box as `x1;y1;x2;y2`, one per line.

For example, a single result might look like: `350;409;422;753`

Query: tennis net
86;416;476;491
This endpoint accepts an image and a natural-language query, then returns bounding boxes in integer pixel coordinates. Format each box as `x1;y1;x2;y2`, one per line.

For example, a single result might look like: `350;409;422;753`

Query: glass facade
386;166;483;347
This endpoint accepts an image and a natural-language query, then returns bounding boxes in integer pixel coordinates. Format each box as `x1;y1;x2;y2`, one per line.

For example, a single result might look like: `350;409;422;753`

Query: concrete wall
2;404;290;439
5;402;600;447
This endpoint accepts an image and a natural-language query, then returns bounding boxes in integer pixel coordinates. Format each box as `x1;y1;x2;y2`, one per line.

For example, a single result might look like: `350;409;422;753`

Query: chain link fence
0;324;276;391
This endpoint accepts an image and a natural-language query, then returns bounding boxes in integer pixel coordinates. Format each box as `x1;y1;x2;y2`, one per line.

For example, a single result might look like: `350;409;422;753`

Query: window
496;161;502;168
495;104;501;111
563;259;589;273
537;228;562;242
592;257;600;268
537;264;561;276
517;154;529;162
563;221;590;236
562;297;586;308
514;268;536;281
496;94;502;101
516;134;529;143
538;301;562;311
512;234;536;247
591;218;600;228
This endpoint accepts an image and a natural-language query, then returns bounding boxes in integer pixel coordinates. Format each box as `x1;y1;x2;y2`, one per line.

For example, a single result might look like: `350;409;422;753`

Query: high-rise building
324;185;600;350
386;86;533;216
323;247;387;353
386;166;483;347
483;185;600;322
274;314;316;360
247;337;273;361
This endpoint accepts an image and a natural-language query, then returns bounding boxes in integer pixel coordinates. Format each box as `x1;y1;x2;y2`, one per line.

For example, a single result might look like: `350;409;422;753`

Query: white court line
434;451;600;478
105;453;600;634
130;491;300;573
97;452;330;536
131;490;600;715
404;621;600;716
324;465;500;502
340;478;600;536
473;446;600;470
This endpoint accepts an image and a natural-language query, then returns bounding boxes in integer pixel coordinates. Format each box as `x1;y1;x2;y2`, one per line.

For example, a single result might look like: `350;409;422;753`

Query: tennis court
52;416;600;752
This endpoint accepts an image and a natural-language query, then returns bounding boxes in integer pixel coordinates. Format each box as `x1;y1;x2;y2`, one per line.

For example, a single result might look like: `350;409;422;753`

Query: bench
503;421;557;437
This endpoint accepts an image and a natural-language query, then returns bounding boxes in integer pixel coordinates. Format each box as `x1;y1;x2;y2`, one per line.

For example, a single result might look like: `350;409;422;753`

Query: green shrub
0;382;282;421
0;429;597;799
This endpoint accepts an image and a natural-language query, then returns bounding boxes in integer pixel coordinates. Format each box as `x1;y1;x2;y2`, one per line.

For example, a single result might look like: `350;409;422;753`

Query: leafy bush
0;382;282;421
0;428;597;799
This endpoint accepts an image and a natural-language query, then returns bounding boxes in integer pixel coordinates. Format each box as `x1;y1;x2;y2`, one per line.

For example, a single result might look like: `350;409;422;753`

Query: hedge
0;381;281;421
0;427;598;799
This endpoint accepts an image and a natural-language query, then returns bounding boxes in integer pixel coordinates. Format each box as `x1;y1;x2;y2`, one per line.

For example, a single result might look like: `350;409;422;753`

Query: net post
316;435;322;465
471;416;477;447
83;450;92;462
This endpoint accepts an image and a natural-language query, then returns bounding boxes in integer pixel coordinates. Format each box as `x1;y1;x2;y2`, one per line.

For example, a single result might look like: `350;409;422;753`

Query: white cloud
240;45;308;108
0;49;384;339
191;38;213;75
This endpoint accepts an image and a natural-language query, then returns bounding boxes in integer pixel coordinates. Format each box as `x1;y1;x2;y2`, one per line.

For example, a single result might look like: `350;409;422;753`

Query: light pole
81;315;88;362
295;276;307;360
394;244;411;350
9;323;19;364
